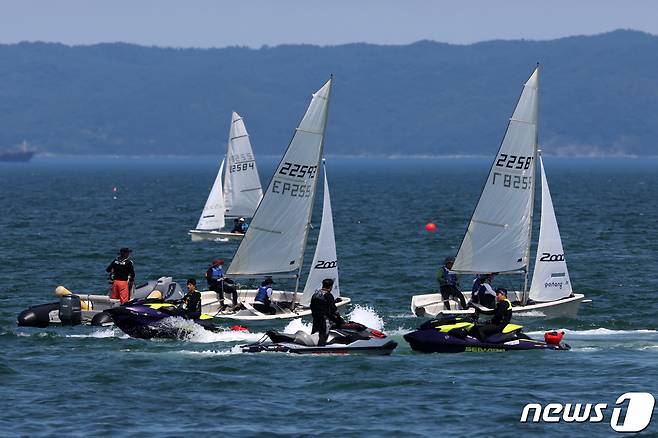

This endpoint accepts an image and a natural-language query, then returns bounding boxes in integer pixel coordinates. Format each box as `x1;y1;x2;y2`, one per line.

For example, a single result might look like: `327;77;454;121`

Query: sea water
1;156;657;436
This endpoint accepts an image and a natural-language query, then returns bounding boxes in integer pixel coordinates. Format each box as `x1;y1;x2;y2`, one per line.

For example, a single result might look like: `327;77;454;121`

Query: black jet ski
17;277;185;328
241;322;397;355
107;299;219;340
404;315;570;353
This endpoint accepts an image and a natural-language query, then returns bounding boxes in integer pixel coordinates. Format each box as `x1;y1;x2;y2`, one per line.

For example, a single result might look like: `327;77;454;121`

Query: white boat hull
410;291;584;319
189;229;244;242
200;289;351;321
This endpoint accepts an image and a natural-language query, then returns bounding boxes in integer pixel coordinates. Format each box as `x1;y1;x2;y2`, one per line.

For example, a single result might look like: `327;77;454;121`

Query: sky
0;0;657;48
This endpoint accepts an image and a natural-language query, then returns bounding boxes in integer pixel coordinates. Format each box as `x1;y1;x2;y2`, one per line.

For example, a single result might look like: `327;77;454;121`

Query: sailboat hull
200;290;351;321
410;292;584;319
189;229;245;242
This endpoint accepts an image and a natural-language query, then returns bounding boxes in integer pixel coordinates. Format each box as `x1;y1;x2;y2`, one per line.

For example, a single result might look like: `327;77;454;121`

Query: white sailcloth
301;166;340;306
195;158;226;230
529;157;572;301
453;66;540;273
223;112;263;218
227;78;332;276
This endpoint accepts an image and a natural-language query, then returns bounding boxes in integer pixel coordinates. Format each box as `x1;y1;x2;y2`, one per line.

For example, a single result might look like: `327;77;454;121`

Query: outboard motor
59;295;82;325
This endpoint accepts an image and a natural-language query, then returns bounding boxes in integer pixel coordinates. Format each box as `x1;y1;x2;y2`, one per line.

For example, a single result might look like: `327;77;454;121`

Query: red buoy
425;223;437;233
544;331;564;345
231;325;248;332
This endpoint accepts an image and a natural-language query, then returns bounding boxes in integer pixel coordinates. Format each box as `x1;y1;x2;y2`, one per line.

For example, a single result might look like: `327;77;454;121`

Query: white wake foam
153;317;262;343
283;318;312;334
527;328;658;337
179;345;244;356
515;310;547;317
67;328;129;339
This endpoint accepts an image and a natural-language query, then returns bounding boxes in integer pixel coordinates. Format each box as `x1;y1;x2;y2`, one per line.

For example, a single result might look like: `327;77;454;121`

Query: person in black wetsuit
476;288;513;340
180;278;202;320
310;278;344;346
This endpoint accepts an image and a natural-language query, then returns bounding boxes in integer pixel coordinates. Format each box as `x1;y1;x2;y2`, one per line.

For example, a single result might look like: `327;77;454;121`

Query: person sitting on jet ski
179;278;202;320
310;278;345;346
476;288;512;340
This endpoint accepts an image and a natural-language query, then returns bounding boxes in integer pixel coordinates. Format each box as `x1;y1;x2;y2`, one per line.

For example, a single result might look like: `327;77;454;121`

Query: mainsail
301;164;340;306
223;112;263;218
452;66;540;274
529;156;572;301
227;78;332;276
195;158;226;231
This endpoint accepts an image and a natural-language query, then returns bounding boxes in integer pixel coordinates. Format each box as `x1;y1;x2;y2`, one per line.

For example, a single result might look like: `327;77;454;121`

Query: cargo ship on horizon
0;141;35;162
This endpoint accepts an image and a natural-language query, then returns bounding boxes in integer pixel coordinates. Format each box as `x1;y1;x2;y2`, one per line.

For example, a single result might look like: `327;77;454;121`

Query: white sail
227;78;332;276
529;156;572;301
195;158;226;231
301;165;340;306
453;66;539;273
223;112;263;218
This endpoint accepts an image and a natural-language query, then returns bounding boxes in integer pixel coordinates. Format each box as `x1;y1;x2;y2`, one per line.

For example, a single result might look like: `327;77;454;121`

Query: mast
295;76;333;293
522;63;540;304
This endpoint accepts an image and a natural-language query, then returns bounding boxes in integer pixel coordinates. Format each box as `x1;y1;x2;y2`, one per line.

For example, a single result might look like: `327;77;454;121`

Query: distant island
1;29;657;157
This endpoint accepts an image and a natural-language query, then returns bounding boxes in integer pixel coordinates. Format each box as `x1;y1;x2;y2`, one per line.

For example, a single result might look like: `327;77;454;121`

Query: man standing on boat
106;247;135;304
437;257;467;310
310;279;344;346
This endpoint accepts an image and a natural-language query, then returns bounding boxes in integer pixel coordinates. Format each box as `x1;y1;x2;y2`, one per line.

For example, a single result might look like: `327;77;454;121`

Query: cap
119;247;131;254
212;259;224;266
239;217;246;222
495;287;508;296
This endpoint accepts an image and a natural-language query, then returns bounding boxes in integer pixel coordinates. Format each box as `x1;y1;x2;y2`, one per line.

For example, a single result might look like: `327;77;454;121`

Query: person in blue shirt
253;277;276;315
437;256;466;310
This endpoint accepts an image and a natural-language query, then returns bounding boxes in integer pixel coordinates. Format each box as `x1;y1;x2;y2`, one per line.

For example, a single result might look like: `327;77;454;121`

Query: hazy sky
1;0;656;48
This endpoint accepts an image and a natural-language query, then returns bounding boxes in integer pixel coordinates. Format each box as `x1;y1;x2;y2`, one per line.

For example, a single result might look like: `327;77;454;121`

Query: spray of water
347;305;385;331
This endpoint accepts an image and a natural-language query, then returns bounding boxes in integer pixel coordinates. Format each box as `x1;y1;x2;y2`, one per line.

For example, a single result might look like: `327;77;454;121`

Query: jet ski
404;315;570;353
17;277;185;328
241;322;397;355
107;299;219;340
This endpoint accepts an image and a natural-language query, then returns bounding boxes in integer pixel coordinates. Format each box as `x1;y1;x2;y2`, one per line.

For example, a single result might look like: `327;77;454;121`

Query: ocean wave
527;328;657;337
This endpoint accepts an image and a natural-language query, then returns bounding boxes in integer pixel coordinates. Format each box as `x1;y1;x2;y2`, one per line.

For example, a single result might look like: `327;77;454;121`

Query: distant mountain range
1;30;657;157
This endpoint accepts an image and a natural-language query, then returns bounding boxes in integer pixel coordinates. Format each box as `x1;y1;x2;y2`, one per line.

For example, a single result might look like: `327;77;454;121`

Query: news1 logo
520;392;655;432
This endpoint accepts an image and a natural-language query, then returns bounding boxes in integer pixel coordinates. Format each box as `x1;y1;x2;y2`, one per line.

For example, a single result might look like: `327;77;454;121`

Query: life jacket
210;266;223;280
254;286;271;305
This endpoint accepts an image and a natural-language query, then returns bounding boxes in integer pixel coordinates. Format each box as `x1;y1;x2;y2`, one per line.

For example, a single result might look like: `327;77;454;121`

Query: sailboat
410;65;584;319
200;78;351;320
190;112;264;241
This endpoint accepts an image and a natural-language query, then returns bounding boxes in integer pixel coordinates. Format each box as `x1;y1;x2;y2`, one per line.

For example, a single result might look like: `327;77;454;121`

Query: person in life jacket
437;256;467;310
310;278;344;346
231;217;248;234
476;288;513;340
105;247;135;304
205;259;238;312
474;273;497;309
180;278;202;319
253;277;276;315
